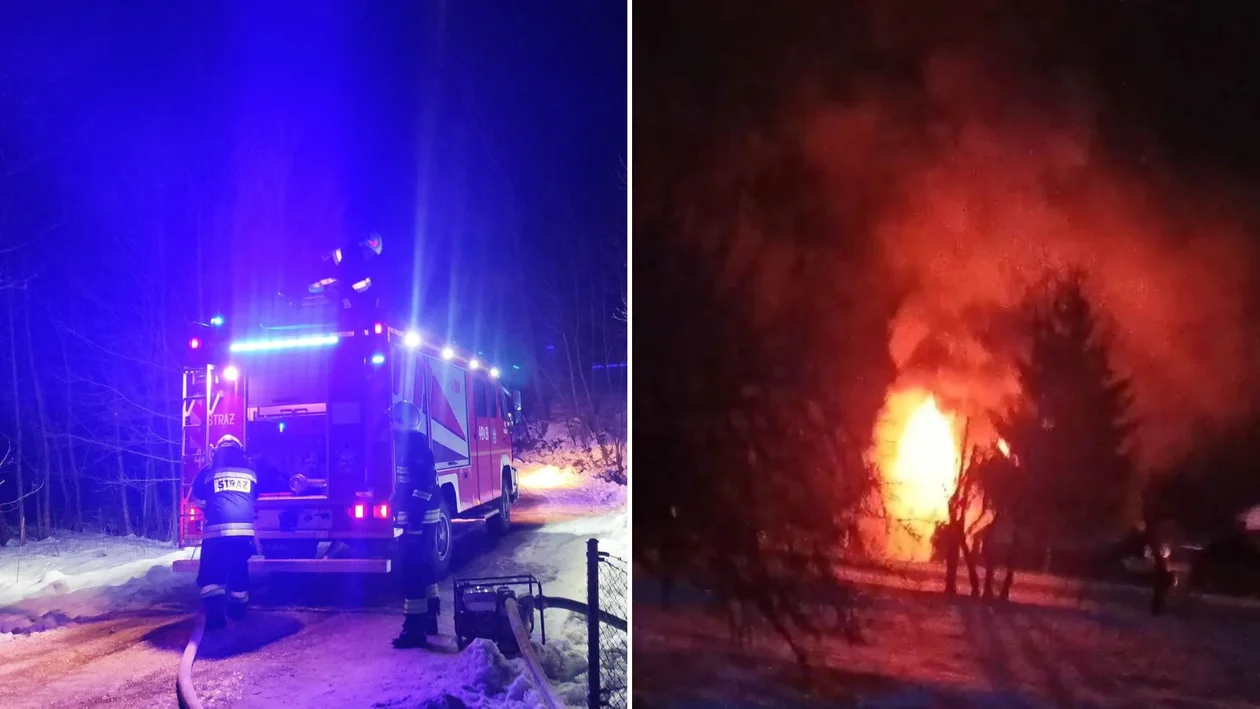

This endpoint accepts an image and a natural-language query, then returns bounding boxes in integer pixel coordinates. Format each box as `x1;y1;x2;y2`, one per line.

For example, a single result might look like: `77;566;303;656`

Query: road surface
0;489;614;709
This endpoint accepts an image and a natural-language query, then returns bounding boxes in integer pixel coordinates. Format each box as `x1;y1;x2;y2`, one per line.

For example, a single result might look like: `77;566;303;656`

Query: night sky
0;0;627;371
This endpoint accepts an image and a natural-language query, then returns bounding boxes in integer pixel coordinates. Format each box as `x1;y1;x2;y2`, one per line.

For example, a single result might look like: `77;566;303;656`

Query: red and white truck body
174;317;519;574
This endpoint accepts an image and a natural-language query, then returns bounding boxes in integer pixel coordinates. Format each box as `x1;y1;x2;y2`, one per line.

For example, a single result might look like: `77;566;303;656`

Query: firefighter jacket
394;430;441;528
193;465;259;539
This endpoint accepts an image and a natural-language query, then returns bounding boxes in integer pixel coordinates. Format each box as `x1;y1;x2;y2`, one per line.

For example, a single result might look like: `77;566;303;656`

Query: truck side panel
423;355;476;509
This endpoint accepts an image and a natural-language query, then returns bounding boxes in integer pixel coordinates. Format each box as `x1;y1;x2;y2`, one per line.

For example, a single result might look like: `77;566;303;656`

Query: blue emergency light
229;334;340;353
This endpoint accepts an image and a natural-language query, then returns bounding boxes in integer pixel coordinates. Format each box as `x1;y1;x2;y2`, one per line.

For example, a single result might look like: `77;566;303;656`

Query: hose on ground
176;610;207;709
541;595;627;632
504;597;565;709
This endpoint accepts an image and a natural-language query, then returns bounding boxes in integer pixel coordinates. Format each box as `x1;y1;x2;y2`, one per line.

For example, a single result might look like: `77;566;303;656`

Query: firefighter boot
424;598;441;636
227;596;248;621
204;596;227;631
392;615;430;649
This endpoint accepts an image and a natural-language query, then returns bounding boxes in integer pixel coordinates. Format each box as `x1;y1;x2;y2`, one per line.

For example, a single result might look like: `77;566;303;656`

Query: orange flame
871;391;961;560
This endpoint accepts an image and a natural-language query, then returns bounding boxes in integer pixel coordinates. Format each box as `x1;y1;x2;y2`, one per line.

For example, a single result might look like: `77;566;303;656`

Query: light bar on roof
229;334;340;353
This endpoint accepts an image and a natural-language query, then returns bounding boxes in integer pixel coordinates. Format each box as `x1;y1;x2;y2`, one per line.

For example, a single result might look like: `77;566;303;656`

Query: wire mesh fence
587;538;629;709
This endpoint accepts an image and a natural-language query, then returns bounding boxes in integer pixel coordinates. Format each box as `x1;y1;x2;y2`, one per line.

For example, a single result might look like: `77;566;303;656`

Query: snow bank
0;532;192;636
400;638;558;709
515;419;626;486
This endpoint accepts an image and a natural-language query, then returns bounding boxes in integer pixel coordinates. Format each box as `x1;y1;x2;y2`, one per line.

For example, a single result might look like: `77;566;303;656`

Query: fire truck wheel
434;494;454;578
488;472;512;537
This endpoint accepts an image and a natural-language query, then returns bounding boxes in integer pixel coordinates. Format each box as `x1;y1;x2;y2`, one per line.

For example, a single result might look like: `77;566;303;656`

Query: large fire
871;390;962;561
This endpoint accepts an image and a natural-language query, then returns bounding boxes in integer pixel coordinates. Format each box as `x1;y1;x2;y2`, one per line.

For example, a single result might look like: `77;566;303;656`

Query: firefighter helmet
212;435;248;469
389;400;423;430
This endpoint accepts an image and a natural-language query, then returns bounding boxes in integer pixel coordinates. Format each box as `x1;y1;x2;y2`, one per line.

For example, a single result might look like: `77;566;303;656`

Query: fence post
587;537;601;709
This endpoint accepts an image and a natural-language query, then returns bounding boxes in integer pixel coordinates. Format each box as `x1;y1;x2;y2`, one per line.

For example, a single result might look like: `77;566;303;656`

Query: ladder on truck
180;366;211;511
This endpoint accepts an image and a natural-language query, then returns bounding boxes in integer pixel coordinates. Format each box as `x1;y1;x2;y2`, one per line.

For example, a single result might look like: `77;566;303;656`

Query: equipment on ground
453;574;545;653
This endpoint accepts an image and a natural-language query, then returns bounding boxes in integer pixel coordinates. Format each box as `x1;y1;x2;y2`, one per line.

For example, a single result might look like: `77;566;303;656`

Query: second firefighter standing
390;401;444;649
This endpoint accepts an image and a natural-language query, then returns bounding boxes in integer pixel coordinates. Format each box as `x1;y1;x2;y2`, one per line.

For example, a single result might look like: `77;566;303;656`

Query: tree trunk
0;497;9;545
961;535;981;597
70;447;83;531
7;293;27;545
119;473;132;537
23;297;53;537
982;524;997;599
943;523;960;596
141;461;153;538
114;418;133;537
170;476;180;543
56;444;71;532
1000;527;1021;600
60;337;83;531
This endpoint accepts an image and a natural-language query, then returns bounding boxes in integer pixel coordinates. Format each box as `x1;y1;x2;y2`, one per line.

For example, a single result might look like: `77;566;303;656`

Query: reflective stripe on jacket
203;521;255;538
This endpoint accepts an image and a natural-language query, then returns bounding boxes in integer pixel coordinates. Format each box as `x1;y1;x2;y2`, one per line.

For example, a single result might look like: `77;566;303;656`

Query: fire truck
172;306;521;576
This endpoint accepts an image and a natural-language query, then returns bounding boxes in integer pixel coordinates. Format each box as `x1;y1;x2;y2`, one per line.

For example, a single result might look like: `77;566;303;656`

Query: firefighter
192;435;259;630
390;400;443;648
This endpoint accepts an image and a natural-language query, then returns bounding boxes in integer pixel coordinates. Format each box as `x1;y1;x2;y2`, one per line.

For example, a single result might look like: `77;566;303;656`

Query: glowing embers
229;334;340;353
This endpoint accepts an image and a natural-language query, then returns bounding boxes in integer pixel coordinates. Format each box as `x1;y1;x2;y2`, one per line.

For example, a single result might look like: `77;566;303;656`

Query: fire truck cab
173;312;520;576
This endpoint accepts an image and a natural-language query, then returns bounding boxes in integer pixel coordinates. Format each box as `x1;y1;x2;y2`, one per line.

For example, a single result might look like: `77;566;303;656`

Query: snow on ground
0;532;193;637
634;566;1260;708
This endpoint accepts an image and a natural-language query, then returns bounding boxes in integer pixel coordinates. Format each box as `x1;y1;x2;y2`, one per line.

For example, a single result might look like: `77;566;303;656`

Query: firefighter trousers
400;523;441;631
197;536;254;621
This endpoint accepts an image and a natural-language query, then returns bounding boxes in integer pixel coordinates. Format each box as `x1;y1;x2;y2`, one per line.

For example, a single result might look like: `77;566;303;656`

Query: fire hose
539;595;627;633
504;596;566;709
176;610;207;709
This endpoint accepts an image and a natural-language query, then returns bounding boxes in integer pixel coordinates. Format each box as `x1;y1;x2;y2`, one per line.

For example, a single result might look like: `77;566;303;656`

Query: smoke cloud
795;53;1260;470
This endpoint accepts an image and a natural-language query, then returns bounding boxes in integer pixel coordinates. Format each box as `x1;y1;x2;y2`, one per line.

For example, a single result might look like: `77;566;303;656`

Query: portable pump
452;574;546;653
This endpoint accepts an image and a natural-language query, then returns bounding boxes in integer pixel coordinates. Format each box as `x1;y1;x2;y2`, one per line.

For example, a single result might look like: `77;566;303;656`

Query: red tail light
353;503;366;520
374;503;390;520
373;322;384;335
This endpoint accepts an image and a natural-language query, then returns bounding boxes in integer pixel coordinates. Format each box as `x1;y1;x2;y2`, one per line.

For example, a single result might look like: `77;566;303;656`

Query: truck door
471;378;501;504
424;355;476;508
